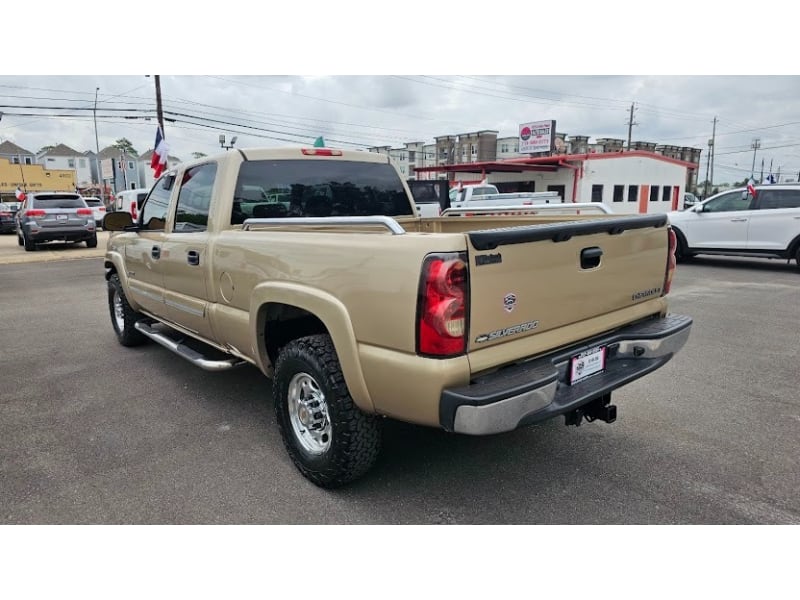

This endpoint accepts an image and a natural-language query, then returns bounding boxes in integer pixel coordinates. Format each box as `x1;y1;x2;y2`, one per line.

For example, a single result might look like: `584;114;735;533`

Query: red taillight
301;148;343;156
130;202;137;221
77;208;93;215
25;209;46;217
663;228;677;296
0;211;10;217
417;252;469;357
99;206;106;212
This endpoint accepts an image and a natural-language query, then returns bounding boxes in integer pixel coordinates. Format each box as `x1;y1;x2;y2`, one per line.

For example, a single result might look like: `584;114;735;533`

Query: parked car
683;192;700;209
667;184;800;268
15;192;97;251
82;196;106;227
0;203;16;233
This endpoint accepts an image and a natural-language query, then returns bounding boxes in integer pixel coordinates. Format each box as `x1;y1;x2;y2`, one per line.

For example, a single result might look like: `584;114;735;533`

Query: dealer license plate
569;346;607;385
56;214;68;221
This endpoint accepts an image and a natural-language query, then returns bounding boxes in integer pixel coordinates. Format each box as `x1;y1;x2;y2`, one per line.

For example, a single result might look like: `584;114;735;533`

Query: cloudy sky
3;2;798;186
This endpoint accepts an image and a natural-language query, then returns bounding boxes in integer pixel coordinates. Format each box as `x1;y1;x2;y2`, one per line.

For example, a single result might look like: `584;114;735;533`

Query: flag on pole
313;136;325;148
764;173;776;184
15;187;26;201
151;126;169;178
747;177;757;197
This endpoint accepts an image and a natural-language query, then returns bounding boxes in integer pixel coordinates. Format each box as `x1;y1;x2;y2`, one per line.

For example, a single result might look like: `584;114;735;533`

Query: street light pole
93;87;103;204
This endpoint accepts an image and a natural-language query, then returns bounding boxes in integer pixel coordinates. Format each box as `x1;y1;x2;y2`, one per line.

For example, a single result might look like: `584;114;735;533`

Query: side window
662;185;672;202
591;184;603;203
627;185;638;202
174;163;217;232
757;189;800;210
649;186;660;202
140;174;175;230
703;191;752;213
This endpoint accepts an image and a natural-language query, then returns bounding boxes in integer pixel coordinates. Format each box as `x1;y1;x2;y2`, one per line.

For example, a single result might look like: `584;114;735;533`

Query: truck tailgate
466;215;669;351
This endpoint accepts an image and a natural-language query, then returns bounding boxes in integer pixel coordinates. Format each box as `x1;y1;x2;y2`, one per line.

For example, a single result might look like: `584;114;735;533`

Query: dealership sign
519;120;556;154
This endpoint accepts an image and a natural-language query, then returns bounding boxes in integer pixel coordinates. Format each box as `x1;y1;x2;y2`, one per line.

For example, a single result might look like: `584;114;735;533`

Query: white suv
667;184;800;268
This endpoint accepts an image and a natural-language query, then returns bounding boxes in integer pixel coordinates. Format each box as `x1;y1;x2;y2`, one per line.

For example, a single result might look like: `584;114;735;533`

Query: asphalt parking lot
0;240;798;524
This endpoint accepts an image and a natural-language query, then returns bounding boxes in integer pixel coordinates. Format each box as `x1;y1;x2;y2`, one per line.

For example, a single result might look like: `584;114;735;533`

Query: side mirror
103;211;135;231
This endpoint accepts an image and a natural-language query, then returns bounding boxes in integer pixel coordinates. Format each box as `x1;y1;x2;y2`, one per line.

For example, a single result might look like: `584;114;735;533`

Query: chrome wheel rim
287;372;332;455
113;290;125;332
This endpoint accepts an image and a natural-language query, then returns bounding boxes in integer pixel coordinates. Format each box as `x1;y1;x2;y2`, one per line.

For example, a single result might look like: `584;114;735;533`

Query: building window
68;159;76;168
47;157;55;162
79;158;87;168
628;185;638;202
501;144;508;153
408;151;415;163
591;185;604;203
461;147;466;158
25;157;32;165
471;144;476;155
613;185;624;202
128;161;135;170
662;185;672;201
650;186;660;202
12;157;19;164
513;145;518;152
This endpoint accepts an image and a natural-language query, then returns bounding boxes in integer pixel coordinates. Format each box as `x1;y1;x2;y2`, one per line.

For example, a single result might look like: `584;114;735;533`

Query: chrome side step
134;321;247;371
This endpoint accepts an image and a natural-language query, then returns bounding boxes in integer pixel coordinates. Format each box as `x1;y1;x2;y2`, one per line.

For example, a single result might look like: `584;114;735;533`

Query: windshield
232;159;412;223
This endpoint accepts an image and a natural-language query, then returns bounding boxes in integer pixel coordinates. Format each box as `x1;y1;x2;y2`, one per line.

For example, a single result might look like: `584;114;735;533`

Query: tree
112;138;138;157
192;152;207;159
38;145;55;154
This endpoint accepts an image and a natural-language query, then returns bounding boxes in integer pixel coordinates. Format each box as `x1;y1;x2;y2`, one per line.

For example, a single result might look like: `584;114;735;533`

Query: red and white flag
15;187;26;201
747;177;757;197
151;126;169;178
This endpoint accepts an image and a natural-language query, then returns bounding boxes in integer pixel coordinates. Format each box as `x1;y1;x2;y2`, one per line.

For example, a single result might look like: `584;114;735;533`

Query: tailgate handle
580;246;603;269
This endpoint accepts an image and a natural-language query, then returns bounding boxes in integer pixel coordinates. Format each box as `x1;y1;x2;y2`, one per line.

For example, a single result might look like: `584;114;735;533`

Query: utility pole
777;165;781;183
154;75;165;138
709;116;717;192
704;117;717;199
626;103;637;151
750;138;761;178
760;158;765;182
93;87;103;204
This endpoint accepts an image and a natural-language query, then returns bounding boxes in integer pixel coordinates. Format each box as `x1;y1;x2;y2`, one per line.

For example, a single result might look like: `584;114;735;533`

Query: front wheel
674;231;694;263
273;334;381;488
108;273;146;346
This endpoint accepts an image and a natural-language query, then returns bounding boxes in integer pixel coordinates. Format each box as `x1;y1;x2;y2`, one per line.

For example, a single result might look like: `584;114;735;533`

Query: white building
416;150;698;215
36;144;93;188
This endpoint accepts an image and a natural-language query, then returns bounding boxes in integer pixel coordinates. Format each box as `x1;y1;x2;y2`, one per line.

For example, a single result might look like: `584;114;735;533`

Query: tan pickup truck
103;147;692;487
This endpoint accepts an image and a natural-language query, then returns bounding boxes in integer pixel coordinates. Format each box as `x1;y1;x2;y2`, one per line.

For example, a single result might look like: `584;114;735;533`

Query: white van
114;188;150;221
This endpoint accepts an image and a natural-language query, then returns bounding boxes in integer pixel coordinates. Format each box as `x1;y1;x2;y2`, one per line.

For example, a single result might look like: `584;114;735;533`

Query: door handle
151;245;161;259
730;218;748;222
187;250;200;266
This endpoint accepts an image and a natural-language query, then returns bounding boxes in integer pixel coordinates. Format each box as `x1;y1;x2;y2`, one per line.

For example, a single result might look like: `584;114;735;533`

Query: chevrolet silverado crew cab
103;147;692;487
668;183;800;268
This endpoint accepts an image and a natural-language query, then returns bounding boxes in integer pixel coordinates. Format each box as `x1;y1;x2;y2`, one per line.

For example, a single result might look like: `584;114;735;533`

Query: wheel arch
251;282;374;413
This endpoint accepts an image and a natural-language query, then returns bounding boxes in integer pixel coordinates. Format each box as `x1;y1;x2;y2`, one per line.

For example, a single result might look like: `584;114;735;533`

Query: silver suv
15;192;97;252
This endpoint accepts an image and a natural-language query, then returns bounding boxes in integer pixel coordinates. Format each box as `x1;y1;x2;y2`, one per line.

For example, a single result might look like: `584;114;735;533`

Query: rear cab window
231;159;412;224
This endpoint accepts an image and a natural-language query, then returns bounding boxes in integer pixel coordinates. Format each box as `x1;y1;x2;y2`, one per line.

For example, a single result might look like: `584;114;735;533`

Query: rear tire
86;235;98;248
273;334;381;488
23;232;35;252
108;273;146;346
